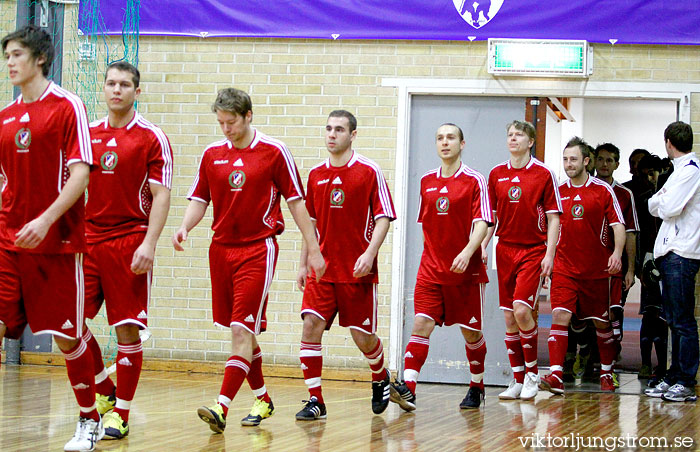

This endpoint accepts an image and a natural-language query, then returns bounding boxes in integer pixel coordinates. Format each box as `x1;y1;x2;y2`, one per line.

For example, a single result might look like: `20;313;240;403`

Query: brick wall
5;3;700;375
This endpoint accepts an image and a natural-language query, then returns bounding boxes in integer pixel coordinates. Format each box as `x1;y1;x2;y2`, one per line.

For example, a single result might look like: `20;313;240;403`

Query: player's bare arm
296;218;317;291
172;200;207;251
353;216;390;278
288;198;326;281
540;212;560;278
132;182;171;274
607;223;626;274
15;162;90;249
451;220;488;273
481;218;496;264
623;231;636;290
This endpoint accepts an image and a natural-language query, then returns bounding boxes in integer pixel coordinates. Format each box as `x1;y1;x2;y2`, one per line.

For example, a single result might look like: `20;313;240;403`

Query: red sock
247;346;270;403
465;335;486;389
363;337;386;382
113;340;143;422
218;356;250;417
505;332;525;383
83;327;116;397
596;327;616;376
547;324;569;379
62;339;99;422
519;325;539;375
300;342;324;403
404;335;429;394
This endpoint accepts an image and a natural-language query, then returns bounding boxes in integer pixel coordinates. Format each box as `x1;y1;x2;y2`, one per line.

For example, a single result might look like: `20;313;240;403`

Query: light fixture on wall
488;38;593;77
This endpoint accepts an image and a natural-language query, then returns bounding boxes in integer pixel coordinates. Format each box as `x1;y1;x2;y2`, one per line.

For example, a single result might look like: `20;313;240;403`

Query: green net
1;0;141;366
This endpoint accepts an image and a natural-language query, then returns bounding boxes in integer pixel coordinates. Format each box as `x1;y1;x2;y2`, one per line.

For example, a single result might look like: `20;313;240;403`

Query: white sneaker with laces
520;372;540;400
498;379;523;400
64;416;104;452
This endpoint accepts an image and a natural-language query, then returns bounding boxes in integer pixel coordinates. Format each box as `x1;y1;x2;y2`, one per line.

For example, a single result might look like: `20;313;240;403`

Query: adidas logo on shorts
137;310;147;319
469;317;477;324
362;318;370;326
62;319;74;330
245;314;255;322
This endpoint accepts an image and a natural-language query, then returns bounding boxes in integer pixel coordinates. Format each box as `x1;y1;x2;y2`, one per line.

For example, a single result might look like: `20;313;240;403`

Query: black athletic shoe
372;369;391;414
389;380;416;412
460;386;485;409
295;397;327;421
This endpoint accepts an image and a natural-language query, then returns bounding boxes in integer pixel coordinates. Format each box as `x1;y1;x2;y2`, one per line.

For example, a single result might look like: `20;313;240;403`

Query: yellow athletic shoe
103;411;129;440
197;402;226;433
241;398;275;426
96;390;116;416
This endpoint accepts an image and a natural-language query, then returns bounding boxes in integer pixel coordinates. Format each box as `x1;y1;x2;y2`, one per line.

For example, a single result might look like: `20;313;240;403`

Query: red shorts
301;278;377;334
550;273;611;321
209;238;278;335
84;233;150;328
413;278;484;331
496;242;544;311
609;276;623;309
0;249;84;340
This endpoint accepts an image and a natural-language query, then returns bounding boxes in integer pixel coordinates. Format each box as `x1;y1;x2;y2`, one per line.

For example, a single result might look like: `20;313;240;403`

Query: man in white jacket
644;121;700;402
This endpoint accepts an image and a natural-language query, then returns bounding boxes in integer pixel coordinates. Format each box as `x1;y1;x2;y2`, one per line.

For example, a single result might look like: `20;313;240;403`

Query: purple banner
81;0;700;45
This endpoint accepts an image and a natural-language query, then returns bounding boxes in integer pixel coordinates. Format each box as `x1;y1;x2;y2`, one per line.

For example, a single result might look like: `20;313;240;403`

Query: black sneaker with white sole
460;386;485;409
295;396;327;420
389;380;416;412
371;369;391;414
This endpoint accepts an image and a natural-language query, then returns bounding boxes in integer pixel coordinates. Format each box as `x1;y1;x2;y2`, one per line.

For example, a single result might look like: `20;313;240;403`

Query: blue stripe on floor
538;314;642;331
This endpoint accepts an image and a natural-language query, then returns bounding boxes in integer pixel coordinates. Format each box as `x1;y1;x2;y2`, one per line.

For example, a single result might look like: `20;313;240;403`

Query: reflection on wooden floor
1;365;698;451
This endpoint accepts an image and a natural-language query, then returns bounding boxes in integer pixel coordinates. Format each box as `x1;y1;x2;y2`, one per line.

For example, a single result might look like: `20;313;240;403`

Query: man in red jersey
484;120;562;401
0;25;103;451
390;123;492;411
295;110;396;420
80;61;173;440
540;137;626;394
172;88;325;432
594;143;639;377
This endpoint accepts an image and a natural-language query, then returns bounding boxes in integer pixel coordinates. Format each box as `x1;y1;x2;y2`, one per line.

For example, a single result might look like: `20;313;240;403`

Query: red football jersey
554;175;625;279
488;158;562;246
306;151;396;283
86;113;174;243
417;164;492;285
0;82;93;253
188;129;304;246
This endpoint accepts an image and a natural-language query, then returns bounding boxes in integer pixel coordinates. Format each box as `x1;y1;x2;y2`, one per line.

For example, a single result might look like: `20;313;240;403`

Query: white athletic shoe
519;372;540;401
64;416;104;452
498;379;523;400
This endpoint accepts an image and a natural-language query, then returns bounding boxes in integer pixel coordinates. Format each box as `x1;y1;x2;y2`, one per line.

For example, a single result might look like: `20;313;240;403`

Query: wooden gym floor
1;365;698;451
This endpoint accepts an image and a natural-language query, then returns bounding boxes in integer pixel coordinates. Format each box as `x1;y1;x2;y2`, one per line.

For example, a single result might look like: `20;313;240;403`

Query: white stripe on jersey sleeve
356;154;396;219
533;159;563;213
137;116;174;189
461;165;494;224
614;182;640;231
51;83;93;165
257;133;304;198
591;177;625;225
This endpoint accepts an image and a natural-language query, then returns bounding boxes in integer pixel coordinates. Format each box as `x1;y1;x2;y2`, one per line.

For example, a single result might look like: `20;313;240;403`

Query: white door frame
382;77;698;370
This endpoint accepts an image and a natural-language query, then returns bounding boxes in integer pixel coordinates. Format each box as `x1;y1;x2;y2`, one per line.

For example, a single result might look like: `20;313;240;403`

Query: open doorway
386;79;690;385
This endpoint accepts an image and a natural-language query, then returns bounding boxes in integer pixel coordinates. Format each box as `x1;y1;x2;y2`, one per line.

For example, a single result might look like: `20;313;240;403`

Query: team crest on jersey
14;128;31;150
508;185;522;201
452;0;504;29
572;204;584;218
229;170;246;189
436;196;450;213
330;188;345;206
100;151;119;171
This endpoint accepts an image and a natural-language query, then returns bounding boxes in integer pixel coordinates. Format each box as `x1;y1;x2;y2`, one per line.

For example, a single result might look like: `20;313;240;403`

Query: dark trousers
658;252;700;386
